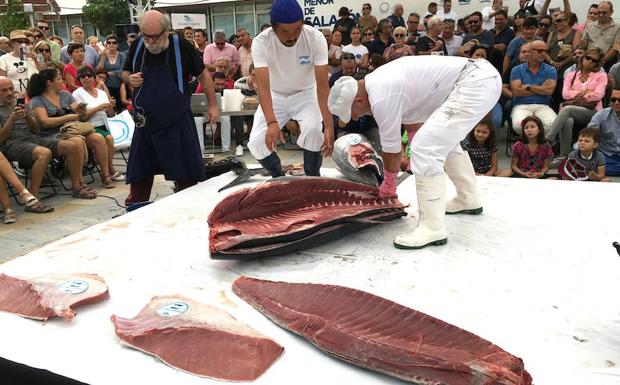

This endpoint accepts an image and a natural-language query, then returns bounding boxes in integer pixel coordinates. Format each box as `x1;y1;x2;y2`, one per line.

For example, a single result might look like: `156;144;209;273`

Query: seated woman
384;26;413;61
0;151;48;223
72;66;124;185
548;48;607;158
28;68;109;198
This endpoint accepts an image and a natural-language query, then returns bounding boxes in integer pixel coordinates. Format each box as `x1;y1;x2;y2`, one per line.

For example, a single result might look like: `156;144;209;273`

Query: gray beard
145;39;169;54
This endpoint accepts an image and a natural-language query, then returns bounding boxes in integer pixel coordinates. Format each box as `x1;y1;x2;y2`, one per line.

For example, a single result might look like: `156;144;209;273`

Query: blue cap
270;0;303;24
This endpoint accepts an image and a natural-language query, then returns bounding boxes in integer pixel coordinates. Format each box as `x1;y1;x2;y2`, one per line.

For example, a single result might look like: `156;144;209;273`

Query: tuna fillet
208;177;406;259
233;276;532;385
0;273;109;321
111;295;283;381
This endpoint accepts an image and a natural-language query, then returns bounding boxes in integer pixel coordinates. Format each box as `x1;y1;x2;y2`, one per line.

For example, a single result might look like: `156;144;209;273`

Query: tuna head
333;134;384;187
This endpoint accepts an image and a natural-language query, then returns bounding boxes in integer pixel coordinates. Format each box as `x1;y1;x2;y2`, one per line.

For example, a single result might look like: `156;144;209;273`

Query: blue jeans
603;153;620;176
491;102;502;131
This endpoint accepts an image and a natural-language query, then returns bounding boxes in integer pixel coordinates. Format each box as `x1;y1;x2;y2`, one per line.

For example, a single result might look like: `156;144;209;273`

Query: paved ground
0;125;615;263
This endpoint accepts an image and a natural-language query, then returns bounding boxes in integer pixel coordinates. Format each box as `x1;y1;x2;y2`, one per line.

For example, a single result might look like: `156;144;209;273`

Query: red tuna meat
111;295;283;381
208;177;405;258
233;276;532;385
0;273;109;321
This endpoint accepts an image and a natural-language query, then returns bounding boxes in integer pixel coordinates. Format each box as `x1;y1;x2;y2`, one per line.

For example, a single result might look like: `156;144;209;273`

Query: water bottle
19;43;27;61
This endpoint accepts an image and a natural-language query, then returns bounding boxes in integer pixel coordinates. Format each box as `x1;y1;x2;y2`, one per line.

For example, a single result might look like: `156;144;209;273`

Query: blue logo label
299;55;311;65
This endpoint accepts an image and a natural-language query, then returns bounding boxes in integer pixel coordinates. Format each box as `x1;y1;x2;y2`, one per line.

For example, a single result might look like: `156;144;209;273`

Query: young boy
558;127;611;182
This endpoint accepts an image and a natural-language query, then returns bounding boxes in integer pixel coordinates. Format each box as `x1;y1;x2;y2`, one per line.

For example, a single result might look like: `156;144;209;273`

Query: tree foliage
82;0;132;35
0;0;30;35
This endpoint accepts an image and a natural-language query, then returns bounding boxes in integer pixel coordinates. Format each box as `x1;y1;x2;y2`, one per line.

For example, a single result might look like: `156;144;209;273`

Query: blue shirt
510;62;557;107
388;15;405;29
588;108;620;156
505;36;541;68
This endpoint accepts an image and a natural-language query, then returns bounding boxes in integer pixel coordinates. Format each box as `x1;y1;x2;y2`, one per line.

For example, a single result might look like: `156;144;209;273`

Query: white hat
328;76;358;124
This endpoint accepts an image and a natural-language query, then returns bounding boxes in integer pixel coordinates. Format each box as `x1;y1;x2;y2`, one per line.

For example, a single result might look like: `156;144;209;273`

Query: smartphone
16;97;25;106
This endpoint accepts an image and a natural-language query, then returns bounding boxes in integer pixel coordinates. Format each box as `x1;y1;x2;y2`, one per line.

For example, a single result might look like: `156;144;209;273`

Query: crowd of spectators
1;0;620;223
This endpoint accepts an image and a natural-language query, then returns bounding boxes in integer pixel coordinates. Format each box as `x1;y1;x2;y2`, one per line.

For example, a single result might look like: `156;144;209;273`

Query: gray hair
214;30;227;39
427;16;442;29
138;11;172;32
408;12;420;19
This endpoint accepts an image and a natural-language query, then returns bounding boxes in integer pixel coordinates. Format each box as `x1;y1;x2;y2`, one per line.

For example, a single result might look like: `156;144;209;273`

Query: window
212;15;235;37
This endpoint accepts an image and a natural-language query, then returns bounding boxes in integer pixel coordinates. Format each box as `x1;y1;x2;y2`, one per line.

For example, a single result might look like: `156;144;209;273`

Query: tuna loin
0;273;109;321
111;295;283;381
208;177;406;259
233;276;532;385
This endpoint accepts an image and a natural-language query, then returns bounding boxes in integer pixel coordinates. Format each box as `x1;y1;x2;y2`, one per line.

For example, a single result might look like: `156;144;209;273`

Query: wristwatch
526;85;531;92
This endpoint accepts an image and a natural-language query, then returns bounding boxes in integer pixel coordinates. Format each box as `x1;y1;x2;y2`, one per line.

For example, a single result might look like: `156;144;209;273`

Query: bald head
0;36;9;52
140;10;171;54
0;76;15;105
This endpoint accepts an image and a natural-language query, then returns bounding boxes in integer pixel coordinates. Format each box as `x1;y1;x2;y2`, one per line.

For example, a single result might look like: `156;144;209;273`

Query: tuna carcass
0;273;109;321
208;177;406;259
111;295;283;381
333;133;383;186
233;276;533;385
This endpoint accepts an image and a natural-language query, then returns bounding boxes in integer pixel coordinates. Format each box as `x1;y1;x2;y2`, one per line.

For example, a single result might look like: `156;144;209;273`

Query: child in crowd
461;120;512;177
558;127;610;182
511;116;554;178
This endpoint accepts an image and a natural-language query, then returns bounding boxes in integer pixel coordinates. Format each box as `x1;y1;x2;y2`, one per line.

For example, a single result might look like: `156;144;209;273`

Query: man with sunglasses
121;10;219;206
405;13;421;47
247;0;333;178
537;15;552;42
580;1;620;71
203;30;239;78
587;88;620;175
35;20;60;62
60;25;97;67
458;12;494;57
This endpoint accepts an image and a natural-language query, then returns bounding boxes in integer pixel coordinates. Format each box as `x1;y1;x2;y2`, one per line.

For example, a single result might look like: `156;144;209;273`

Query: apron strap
132;37;144;73
172;34;184;94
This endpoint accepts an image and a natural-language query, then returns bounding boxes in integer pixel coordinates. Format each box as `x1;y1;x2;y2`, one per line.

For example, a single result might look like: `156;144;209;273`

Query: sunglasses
584;55;600;64
37;48;51;53
13;39;29;44
37;26;49;30
394;33;405;37
540;23;551;28
364;32;374;36
554;19;566;23
610;97;620;104
33;34;43;39
106;41;118;45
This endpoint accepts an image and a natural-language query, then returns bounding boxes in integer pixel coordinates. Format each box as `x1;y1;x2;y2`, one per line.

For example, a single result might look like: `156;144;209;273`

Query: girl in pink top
549;48;607;157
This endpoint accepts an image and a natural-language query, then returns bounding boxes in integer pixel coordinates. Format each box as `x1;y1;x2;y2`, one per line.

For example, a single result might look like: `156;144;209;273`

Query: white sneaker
235;145;244;157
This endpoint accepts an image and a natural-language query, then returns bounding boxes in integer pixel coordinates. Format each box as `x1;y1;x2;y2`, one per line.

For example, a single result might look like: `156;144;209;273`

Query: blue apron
126;36;205;183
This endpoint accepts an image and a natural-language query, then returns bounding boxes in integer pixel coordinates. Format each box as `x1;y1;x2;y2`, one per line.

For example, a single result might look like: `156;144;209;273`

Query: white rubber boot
444;152;483;215
393;175;448;250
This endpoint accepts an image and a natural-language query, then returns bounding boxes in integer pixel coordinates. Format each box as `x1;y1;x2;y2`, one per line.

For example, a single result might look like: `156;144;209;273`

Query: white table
1;170;619;385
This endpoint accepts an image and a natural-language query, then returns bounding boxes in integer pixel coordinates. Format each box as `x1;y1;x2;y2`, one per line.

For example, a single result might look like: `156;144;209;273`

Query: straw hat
9;30;28;42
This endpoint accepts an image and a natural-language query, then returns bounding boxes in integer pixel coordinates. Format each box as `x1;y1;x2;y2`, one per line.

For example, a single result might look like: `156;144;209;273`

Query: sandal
111;171;125;182
102;175;116;189
73;186;97;200
3;208;17;224
17;190;38;207
79;184;97;194
25;201;55;214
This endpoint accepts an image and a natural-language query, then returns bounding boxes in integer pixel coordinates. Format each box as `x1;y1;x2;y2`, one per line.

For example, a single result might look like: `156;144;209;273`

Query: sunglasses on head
610;97;620;104
584;55;600;64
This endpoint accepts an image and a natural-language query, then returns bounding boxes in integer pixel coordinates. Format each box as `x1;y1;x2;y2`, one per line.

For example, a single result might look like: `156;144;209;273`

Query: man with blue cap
247;0;334;177
328;56;501;250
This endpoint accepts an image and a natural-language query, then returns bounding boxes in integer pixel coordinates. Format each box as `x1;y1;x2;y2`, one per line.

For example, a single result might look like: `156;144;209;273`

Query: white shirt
342;44;369;65
481;6;496;31
72;87;110;128
443;35;463;56
252;25;328;96
364;56;469;153
0;53;39;95
436;9;458;21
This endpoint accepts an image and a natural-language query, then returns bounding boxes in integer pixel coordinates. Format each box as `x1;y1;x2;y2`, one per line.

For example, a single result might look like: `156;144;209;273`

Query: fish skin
333;134;384;187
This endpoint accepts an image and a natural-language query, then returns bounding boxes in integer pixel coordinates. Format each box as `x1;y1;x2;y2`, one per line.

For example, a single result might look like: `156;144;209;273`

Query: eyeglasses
394;33;405;37
141;29;166;41
37;48;51;53
37;25;49;30
610;97;620;104
554;19;567;23
584;55;600;64
364;32;374;36
106;41;118;45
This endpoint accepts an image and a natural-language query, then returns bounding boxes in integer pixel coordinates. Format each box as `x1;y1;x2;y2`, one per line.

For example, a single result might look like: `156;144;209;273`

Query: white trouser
220;116;231;151
410;60;502;176
510;104;557;139
248;88;324;160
